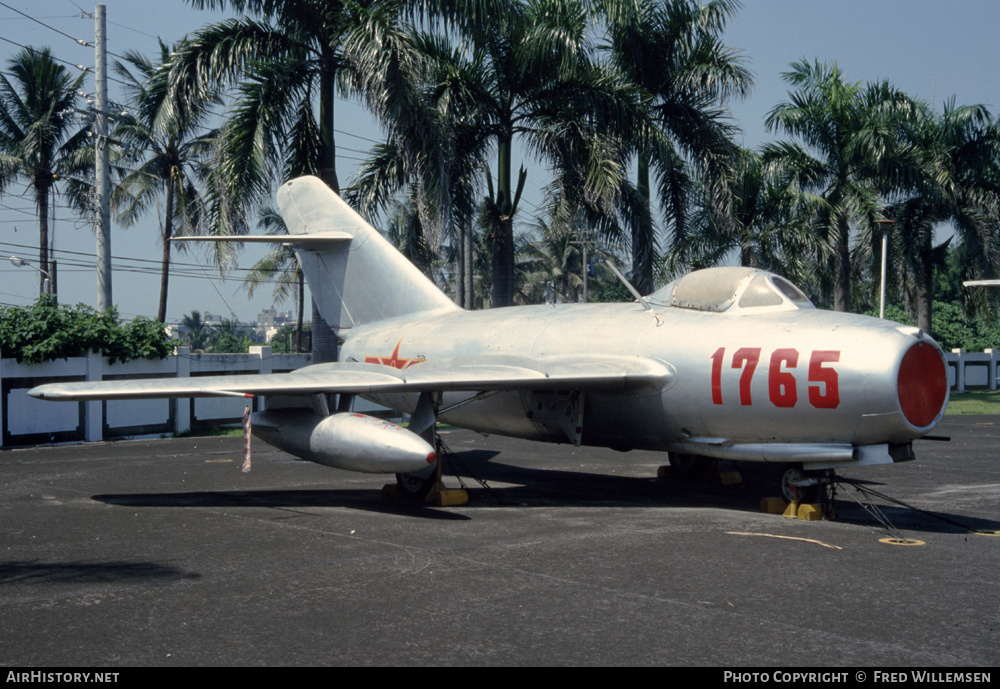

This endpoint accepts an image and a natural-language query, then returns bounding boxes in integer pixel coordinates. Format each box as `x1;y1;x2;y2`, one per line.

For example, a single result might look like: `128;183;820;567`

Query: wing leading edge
28;354;675;401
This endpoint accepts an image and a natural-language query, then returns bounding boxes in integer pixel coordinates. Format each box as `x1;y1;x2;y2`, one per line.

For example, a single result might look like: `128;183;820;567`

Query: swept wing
28;354;674;401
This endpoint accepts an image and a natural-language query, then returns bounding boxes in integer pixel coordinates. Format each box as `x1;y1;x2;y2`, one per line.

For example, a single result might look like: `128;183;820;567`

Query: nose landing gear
780;464;837;519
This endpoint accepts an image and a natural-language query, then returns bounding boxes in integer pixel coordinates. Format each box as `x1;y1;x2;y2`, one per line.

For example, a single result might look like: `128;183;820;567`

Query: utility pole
94;4;112;311
572;227;594;303
49;184;57;303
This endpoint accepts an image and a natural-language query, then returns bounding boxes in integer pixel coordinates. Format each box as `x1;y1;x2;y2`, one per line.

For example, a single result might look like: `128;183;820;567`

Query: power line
0;1;90;48
106;19;158;41
0;239;293;279
0;203;39;218
4;254;291;287
64;0;162;44
0;2;138;66
0;31;133;91
336;127;382;145
0;34;89;73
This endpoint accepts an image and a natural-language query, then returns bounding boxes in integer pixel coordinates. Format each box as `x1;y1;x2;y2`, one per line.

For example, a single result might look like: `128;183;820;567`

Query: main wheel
668;452;714;479
395;461;438;501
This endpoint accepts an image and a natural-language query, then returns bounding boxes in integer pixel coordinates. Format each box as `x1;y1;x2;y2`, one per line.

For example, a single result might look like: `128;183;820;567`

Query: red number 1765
710;347;840;409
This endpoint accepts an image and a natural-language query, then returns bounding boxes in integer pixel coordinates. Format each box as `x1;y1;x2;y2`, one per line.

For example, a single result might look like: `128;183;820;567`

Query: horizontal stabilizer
172;232;352;250
174;176;460;330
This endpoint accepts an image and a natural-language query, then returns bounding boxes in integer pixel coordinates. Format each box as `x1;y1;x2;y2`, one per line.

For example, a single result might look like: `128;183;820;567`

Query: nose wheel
780;464;834;504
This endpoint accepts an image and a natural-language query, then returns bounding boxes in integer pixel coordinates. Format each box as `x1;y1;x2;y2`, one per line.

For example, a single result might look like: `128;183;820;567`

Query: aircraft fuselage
342;301;948;464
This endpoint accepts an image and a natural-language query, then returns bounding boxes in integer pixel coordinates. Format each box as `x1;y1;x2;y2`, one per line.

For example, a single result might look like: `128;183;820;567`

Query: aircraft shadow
89;448;1000;535
93;488;472;521
445;450;737;507
444;450;1000;536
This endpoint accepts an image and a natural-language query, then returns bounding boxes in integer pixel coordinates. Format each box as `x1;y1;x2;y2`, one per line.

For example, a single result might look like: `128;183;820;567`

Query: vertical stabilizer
277;176;459;330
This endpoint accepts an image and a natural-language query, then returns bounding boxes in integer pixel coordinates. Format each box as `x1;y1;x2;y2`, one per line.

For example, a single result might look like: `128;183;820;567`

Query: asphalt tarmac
1;416;997;667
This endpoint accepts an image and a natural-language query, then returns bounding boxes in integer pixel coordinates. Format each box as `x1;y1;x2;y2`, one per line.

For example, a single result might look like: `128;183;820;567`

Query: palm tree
173;0;354;360
597;0;753;295
180;310;215;351
382;195;438;277
213;317;254;352
440;0;645;307
112;42;218;322
0;48;88;294
174;0;490;358
348;1;641;309
884;99;1000;332
345;28;494;308
676;148;826;291
241;207;307;351
518;216;585;303
175;1;352;198
764;60;917;312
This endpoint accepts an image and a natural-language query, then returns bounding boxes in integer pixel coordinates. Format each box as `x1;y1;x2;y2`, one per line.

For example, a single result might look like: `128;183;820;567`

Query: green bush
0;298;175;364
869;301;1000;352
212;331;252;353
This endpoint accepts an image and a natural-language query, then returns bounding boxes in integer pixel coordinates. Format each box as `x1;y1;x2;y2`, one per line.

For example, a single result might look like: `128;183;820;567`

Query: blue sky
0;1;997;322
725;1;1000;147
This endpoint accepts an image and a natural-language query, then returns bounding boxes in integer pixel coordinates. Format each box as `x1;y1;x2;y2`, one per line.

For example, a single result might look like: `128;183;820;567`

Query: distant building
257;307;278;327
256;307;294;342
166;309;297;347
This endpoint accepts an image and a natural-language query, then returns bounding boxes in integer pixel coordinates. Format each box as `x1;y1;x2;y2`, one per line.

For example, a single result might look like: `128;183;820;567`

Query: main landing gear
667;452;715;479
388;392;468;506
664;452;742;487
392;438;468;506
395;461;440;501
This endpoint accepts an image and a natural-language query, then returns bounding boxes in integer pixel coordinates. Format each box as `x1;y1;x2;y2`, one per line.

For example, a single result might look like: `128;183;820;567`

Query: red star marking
364;339;423;369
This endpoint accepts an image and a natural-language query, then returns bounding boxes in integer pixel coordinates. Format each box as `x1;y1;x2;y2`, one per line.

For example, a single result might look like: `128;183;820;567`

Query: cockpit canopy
647;267;814;313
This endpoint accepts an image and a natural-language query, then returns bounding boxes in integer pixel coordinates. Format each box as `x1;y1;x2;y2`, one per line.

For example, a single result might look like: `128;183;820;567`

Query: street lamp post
875;219;896;319
10;255;56;304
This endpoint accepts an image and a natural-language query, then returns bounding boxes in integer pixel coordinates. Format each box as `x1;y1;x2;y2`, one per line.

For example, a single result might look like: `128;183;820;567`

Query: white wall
1;347;311;447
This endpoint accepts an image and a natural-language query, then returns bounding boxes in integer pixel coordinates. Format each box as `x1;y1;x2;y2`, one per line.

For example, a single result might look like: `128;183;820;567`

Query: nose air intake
897;342;949;428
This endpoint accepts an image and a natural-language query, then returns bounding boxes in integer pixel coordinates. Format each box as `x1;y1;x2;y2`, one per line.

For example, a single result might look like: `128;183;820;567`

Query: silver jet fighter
30;176;950;500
